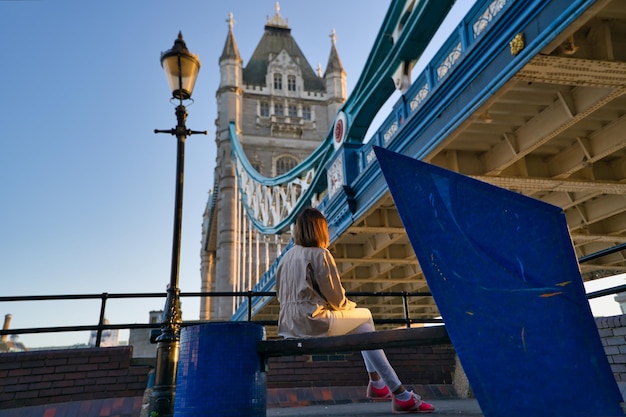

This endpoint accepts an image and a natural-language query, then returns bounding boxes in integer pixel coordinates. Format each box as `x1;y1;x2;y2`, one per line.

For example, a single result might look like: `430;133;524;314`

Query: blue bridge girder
233;0;626;324
230;0;456;234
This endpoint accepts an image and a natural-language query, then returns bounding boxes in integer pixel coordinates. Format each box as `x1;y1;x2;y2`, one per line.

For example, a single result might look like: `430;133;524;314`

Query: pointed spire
266;1;289;28
220;12;242;62
228;12;234;31
324;28;344;77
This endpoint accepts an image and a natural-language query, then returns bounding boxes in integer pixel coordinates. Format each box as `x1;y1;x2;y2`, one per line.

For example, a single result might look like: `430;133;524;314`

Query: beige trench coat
276;245;356;338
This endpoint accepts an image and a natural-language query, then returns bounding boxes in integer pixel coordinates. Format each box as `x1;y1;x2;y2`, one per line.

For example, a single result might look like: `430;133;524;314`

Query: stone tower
200;4;347;320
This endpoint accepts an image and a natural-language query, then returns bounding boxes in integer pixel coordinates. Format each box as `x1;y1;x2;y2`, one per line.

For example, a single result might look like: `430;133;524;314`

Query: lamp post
150;32;206;417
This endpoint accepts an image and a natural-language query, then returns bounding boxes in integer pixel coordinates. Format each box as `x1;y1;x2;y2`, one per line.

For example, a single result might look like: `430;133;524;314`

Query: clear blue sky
1;1;620;348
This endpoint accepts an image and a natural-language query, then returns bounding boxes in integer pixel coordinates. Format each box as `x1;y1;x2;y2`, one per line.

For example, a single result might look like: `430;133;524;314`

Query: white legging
326;307;402;392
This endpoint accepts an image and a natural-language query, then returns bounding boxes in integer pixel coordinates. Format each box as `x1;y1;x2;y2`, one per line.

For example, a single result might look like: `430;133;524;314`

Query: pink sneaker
392;391;435;413
366;381;392;400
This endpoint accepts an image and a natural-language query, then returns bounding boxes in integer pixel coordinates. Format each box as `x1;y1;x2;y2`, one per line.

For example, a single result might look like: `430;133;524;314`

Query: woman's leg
327;308;402;391
327;309;435;412
326;308;374;336
361;349;402;391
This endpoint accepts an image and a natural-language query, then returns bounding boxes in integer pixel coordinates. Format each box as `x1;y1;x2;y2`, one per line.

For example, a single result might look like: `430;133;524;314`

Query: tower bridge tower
201;4;346;319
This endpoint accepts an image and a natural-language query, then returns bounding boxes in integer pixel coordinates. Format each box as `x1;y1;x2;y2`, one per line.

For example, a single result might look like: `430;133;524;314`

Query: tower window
302;106;312;121
274;103;284;116
260;102;269;117
287;75;296;91
273;73;283;90
276;155;298;176
288;105;297;117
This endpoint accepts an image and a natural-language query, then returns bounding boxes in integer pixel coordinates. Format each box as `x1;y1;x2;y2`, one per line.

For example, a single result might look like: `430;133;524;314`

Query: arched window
275;155;298;176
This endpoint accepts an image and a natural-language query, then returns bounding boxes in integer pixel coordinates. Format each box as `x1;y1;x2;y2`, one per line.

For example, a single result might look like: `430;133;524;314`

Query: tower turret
203;13;244;320
218;13;243;129
202;3;348;321
323;29;347;121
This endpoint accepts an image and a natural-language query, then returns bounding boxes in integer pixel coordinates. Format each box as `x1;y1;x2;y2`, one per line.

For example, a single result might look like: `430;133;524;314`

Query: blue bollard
174;322;266;417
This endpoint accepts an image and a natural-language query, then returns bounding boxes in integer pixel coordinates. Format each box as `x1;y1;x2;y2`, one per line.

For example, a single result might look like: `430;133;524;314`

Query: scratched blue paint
374;147;623;417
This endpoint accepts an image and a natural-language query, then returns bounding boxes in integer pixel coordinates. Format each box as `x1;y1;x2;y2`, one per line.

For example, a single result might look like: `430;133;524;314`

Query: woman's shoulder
288;245;329;259
292;245;328;254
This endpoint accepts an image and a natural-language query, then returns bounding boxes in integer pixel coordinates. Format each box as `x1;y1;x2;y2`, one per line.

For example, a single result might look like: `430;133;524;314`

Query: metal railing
0;290;440;347
1;284;625;348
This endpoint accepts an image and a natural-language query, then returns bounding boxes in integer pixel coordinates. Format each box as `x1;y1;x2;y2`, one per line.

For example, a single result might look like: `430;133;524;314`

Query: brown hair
293;208;329;248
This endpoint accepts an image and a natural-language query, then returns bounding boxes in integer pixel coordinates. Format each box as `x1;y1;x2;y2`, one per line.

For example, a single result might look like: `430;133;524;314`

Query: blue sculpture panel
375;146;623;417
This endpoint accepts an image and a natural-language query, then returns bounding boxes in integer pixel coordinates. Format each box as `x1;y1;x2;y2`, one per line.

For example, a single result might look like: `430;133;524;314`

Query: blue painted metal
229;123;333;233
229;123;331;188
375;146;624;417
348;0;599;224
228;0;455;236
322;143;362;236
232;0;604;323
396;0;598;162
340;0;456;142
230;0;601;237
231;240;293;321
175;323;266;416
232;0;501;317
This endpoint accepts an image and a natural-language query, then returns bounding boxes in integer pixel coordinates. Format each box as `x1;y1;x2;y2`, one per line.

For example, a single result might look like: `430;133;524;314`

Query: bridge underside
252;0;626;327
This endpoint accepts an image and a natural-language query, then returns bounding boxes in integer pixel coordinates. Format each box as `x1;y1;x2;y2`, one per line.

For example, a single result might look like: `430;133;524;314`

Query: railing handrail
0;290;436;342
2;285;624;346
586;284;626;300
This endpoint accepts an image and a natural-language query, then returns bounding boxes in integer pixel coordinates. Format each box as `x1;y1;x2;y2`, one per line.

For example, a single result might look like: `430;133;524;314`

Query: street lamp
150;32;206;417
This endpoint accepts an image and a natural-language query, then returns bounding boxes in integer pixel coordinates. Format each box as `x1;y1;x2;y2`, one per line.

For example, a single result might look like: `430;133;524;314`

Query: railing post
247;291;253;321
96;292;109;347
401;291;411;328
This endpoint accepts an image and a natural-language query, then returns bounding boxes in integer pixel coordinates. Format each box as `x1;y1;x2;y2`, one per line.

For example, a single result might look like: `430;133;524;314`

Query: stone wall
266;316;626;397
2;315;624;410
596;314;626;391
266;344;457;389
0;346;150;410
